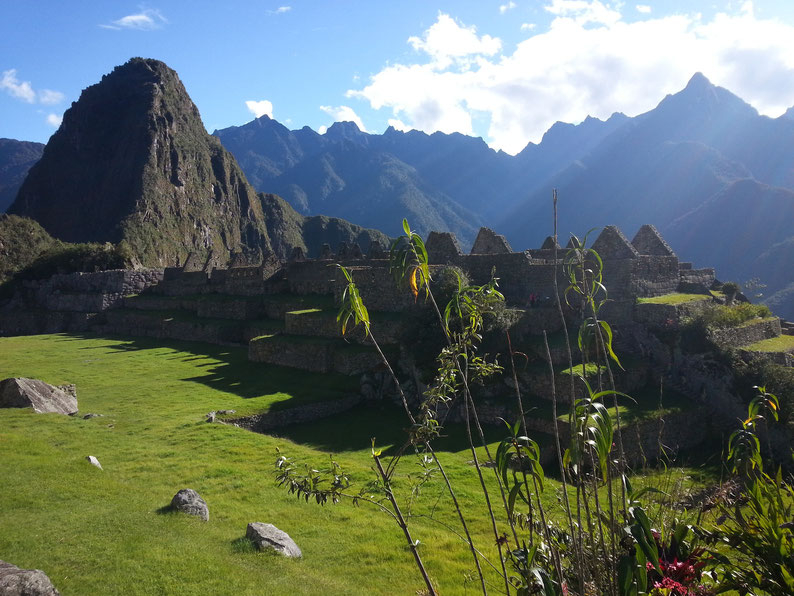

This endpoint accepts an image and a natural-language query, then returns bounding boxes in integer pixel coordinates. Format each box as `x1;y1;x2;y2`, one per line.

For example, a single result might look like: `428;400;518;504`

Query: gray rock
85;456;103;470
216;409;236;415
171;489;209;521
82;413;103;419
246;522;302;558
0;560;60;595
206;411;216;423
0;378;78;415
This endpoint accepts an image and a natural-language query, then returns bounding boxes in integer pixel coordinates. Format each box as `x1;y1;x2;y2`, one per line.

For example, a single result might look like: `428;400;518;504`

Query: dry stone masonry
2;224;789;458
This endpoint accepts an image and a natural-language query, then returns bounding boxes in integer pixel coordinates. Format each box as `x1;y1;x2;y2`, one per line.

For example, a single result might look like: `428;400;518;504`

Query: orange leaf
409;267;419;299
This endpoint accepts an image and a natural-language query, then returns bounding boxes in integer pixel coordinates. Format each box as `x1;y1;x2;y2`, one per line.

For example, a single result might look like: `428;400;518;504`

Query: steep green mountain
0;139;44;213
9;58;386;267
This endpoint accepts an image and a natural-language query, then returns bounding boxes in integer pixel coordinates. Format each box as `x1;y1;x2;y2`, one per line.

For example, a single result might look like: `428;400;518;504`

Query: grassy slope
0;334;516;595
0;334;718;595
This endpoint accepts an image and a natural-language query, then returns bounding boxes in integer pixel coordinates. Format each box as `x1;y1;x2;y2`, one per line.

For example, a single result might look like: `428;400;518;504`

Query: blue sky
2;1;794;154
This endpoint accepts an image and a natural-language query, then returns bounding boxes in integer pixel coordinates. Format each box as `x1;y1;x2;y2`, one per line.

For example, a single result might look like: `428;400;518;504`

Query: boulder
171;489;209;521
246;522;302;558
0;560;60;595
0;378;78;415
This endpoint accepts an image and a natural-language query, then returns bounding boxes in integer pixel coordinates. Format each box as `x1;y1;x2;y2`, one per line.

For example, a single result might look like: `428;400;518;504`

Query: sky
2;1;794;155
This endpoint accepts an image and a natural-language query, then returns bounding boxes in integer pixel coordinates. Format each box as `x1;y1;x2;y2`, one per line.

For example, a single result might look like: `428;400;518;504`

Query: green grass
0;333;719;595
560;362;606;377
286;308;323;315
744;334;794;353
637;293;711;305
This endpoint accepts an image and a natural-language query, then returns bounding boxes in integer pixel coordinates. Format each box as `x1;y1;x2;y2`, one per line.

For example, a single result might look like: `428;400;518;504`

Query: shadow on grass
55;332;358;408
231;536;258;554
271;402;513;455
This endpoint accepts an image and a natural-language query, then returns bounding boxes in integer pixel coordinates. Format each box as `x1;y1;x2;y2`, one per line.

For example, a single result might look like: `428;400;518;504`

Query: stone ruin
3;223;789;464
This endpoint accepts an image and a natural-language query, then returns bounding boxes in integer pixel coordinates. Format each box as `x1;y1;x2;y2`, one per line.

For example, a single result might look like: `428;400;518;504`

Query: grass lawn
637;293;711;305
0;333;718;595
743;333;794;353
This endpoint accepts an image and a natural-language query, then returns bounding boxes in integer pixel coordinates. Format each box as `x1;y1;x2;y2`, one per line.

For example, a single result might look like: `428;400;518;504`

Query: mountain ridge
8;58;388;268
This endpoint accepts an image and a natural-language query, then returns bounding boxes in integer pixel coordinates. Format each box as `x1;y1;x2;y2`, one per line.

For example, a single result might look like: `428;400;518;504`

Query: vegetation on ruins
271;218;793;596
1;215;792;594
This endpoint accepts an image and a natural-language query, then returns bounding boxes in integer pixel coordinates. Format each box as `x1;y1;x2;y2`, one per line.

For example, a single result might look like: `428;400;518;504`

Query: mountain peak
10;56;272;265
685;71;712;91
652;72;758;122
324;121;369;145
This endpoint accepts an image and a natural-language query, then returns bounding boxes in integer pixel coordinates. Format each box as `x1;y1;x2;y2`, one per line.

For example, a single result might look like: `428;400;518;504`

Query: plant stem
373;454;437;596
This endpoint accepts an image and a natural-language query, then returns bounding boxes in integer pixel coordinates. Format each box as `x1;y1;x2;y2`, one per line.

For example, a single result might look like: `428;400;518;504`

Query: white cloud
318;125;328;135
407;13;501;69
387;118;411;132
1;70;65;106
39;89;65;105
46;113;63;127
544;0;621;26
500;2;517;14
101;9;167;30
245;99;274;118
268;6;291;15
1;69;36;103
349;4;794;154
520;23;537;31
320;105;368;132
636;4;651;13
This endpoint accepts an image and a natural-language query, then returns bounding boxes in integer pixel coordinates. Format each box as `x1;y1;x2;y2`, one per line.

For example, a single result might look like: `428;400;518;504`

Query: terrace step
100;308;283;346
283;308;403;345
248;334;391;375
522;360;649;404
708;317;782;349
738;333;794;367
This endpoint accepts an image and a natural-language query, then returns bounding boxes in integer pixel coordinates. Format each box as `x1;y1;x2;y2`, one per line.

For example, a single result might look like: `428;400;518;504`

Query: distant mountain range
212;73;794;318
6;58;387;268
0;139;44;213
2;66;792;318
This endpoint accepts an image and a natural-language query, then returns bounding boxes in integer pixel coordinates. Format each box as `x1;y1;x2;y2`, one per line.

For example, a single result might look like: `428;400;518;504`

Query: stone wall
20;269;164;312
629;256;680;297
331;264;416;312
708;317;781;349
617;410;707;465
633;298;712;330
679;267;716;293
458;252;561;306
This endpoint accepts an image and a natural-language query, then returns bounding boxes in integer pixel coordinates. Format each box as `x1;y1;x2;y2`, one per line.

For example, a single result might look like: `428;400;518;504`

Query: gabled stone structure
591;226;640;259
632;224;676;257
425;231;462;264
470;227;512;254
541;236;560;250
